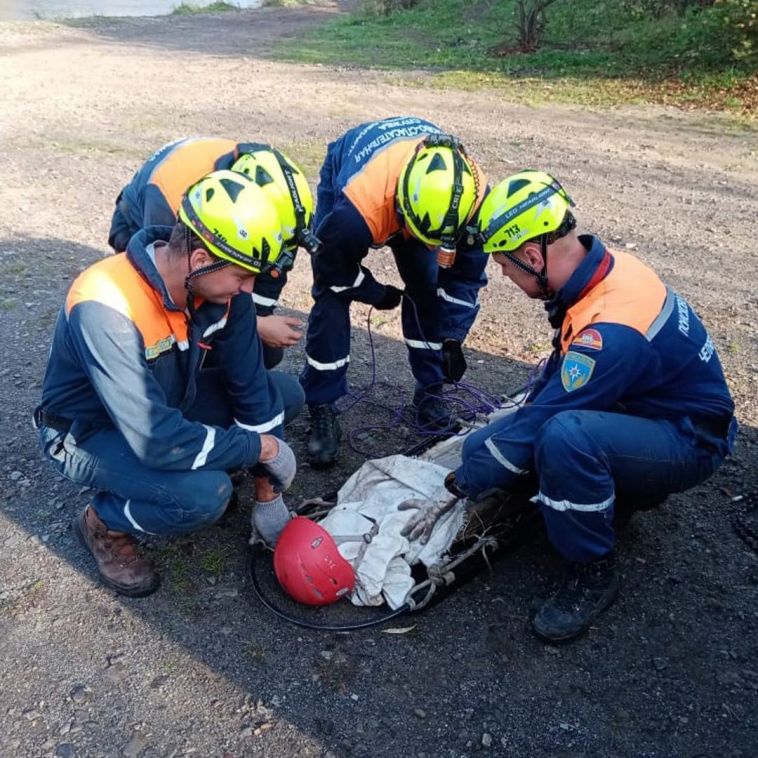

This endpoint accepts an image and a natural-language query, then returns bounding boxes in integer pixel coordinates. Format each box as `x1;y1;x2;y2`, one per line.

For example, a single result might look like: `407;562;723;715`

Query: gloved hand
252;493;291;547
258;436;297;493
374;285;404;311
442;339;467;382
399;492;461;545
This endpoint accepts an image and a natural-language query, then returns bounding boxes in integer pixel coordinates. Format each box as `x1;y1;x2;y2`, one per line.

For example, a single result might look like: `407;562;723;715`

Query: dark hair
167;221;209;259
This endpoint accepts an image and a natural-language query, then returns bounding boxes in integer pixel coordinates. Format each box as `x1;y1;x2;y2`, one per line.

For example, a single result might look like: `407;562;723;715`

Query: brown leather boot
74;505;160;597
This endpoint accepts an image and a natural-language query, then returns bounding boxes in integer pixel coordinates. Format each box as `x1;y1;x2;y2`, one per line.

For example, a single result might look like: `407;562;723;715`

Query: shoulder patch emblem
573;328;603;351
145;335;176;361
561;351;596;392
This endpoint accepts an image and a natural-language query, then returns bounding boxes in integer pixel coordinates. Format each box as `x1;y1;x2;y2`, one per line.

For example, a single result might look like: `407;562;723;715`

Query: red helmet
273;517;355;606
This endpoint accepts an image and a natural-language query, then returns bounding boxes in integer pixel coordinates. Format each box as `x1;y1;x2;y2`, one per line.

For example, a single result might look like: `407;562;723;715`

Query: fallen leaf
381;625;417;634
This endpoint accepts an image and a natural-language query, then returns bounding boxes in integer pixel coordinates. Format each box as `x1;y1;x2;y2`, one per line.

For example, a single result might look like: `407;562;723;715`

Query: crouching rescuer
401;170;737;642
34;170;304;597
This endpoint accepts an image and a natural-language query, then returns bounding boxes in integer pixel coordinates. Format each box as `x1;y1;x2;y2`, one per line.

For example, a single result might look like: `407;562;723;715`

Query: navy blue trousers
300;240;446;405
464;410;733;563
38;371;304;536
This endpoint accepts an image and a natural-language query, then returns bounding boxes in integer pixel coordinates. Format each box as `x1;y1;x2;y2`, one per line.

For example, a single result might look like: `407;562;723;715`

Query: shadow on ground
1;236;757;757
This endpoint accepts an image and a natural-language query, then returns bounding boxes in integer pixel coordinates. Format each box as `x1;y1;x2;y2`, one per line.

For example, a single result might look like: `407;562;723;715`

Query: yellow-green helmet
397;135;480;248
478;170;575;254
178;169;285;275
231;144;317;255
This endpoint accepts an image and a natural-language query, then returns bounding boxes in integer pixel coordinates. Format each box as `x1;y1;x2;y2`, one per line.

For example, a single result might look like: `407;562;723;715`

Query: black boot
307;404;342;468
412;386;456;431
532;553;619;643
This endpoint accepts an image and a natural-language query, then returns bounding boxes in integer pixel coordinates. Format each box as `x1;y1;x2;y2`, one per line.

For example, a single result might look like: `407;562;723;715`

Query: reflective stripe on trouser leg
38;425;233;538
393;240;445;388
533;410;726;562
534;411;618;562
299;286;351;405
91;469;232;536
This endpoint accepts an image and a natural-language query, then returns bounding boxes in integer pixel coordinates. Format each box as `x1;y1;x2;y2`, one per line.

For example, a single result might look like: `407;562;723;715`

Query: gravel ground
1;6;757;757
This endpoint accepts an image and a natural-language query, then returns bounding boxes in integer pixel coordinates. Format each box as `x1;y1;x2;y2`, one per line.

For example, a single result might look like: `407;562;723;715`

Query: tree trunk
516;0;562;52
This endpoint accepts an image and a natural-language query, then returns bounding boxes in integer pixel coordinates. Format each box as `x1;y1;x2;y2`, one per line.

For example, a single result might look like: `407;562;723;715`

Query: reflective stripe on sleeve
645;286;675;341
404;338;443;351
305;353;350;371
203;317;228;338
437;287;477;309
252;292;278;308
191;425;216;469
535;492;615;512
330;269;365;294
235;411;285;434
484;438;528;475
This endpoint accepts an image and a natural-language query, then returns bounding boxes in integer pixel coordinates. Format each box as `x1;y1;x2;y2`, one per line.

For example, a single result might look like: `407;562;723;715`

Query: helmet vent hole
219;177;245;202
508;178;531;196
254;166;275;187
426;153;448;173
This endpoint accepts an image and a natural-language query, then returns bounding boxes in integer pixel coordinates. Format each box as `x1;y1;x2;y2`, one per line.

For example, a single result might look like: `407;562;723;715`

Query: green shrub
658;0;757;68
171;1;239;14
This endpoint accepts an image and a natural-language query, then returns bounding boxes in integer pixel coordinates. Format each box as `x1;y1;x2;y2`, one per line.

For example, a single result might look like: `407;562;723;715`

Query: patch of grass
244;642;266;663
0;297;18;311
170;555;192;586
279;138;328;176
0;578;46;616
262;0;329;6
273;0;757;116
526;340;552;354
0;261;28;276
152;542;196;593
171;1;241;15
200;547;229;575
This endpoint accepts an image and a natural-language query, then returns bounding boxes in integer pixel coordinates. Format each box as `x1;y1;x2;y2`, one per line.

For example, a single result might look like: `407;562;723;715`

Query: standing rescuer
34;170;304;597
107;137;317;369
301;116;489;468
401;170;737;642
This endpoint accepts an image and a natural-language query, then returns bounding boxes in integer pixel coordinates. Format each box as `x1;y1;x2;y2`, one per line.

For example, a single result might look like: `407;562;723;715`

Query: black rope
247;541;410;631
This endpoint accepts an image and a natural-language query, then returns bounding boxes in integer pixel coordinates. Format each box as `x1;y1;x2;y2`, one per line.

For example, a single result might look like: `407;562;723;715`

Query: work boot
412;386;456;431
307;403;341;468
74;505;160;598
532;553;619;643
614;494;666;529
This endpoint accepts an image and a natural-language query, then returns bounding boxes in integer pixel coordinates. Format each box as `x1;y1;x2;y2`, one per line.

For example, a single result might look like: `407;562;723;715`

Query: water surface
0;0;261;21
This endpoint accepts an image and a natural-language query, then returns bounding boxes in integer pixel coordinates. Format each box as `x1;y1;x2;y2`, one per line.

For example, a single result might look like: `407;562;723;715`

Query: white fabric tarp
318;455;466;609
317;399;525;609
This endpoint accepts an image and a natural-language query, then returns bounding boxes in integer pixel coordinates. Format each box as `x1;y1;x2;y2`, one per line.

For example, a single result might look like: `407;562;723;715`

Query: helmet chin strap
182;224;231;316
505;236;552;299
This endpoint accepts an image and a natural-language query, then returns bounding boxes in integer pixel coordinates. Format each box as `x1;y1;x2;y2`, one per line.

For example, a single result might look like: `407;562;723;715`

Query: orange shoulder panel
150;137;239;215
343;140;419;244
561;251;666;352
65;254;188;348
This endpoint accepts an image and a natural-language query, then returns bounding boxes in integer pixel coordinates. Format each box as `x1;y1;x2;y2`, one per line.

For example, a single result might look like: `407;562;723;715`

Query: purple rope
335;293;522;458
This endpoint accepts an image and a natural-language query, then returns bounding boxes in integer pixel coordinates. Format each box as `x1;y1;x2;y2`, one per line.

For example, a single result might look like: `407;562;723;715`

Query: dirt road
1;6;757;757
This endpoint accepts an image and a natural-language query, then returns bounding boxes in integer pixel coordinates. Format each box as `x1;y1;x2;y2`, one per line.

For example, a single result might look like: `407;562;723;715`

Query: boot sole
73;515;161;598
